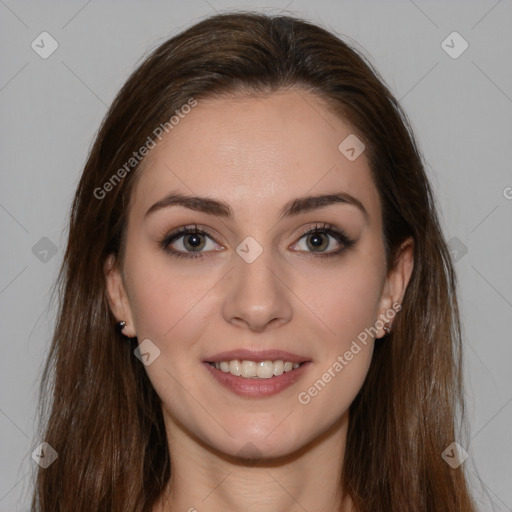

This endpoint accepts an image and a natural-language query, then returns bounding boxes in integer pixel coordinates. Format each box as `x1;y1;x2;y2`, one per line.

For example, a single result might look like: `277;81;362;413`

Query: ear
104;254;137;338
375;236;414;338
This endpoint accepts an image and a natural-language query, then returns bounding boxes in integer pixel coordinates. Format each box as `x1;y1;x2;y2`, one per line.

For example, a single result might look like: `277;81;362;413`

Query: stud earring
116;321;128;336
383;322;391;335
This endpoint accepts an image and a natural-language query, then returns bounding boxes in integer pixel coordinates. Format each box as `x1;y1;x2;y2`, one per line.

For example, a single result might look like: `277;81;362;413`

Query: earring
116;321;128;336
383;322;391;335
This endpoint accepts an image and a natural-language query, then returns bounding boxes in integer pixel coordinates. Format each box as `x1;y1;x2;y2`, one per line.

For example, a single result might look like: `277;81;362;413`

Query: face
105;88;413;459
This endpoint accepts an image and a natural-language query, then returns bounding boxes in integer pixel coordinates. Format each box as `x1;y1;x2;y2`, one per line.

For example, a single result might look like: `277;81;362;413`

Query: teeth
273;360;285;376
229;360;241;376
257;361;273;378
211;360;302;379
241;360;256;378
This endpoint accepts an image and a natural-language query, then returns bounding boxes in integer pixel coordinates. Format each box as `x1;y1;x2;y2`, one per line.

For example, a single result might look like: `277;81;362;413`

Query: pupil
186;234;203;249
309;233;326;250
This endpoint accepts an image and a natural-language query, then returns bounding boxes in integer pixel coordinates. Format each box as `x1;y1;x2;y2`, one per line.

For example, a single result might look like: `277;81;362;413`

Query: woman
32;11;477;511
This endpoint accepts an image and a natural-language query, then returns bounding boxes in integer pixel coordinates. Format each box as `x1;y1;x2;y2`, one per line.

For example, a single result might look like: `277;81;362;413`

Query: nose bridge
223;238;293;330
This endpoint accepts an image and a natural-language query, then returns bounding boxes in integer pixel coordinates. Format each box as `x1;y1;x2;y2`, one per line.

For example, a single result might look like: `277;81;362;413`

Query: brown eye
292;223;355;258
161;225;221;259
305;232;330;252
181;232;206;252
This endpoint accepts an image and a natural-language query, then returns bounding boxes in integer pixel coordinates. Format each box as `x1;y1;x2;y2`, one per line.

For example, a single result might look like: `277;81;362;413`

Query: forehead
129;89;381;225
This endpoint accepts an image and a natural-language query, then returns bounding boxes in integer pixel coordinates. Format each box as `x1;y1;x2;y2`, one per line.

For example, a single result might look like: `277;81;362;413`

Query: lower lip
203;362;311;398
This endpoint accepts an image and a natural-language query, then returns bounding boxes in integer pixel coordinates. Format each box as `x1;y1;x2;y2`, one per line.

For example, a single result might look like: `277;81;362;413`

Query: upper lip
204;349;310;364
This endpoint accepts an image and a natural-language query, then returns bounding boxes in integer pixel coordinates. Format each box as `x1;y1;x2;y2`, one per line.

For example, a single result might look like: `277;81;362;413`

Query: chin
195;415;316;462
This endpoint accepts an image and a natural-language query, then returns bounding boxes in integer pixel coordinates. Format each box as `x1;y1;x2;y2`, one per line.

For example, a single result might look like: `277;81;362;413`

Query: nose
222;247;293;332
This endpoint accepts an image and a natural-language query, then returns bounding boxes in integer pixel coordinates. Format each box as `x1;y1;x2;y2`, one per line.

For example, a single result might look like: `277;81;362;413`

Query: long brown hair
31;11;476;511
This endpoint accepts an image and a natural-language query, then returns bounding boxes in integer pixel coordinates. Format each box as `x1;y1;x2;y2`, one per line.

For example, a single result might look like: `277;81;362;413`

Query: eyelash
160;223;355;260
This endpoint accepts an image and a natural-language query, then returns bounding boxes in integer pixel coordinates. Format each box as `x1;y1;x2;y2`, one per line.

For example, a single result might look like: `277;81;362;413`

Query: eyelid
290;222;355;258
160;224;223;258
160;222;355;259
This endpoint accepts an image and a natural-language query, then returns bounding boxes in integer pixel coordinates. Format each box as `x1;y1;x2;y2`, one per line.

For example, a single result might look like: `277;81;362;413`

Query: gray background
1;0;511;510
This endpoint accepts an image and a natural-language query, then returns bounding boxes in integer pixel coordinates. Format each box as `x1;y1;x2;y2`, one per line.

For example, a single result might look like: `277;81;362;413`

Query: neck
153;411;353;512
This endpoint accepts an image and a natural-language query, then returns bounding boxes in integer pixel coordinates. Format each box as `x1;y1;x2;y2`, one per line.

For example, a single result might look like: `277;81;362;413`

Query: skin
105;88;414;512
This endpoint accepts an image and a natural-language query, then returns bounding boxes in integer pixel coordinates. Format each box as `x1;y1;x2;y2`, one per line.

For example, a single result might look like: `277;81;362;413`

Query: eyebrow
145;191;368;221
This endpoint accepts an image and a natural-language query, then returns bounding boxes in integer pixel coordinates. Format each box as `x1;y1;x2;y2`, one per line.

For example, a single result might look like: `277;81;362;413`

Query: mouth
203;349;311;398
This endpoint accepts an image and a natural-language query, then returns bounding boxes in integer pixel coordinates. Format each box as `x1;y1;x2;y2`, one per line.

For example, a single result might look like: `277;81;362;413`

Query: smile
208;359;303;379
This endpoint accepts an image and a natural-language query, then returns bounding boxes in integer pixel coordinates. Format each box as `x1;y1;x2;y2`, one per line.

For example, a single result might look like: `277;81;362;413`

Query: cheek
124;251;217;355
291;254;383;408
295;256;384;344
292;263;382;401
124;257;216;415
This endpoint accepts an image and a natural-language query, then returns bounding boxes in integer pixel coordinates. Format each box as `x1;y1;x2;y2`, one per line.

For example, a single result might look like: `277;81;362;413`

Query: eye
291;223;355;258
161;225;221;259
160;222;355;260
